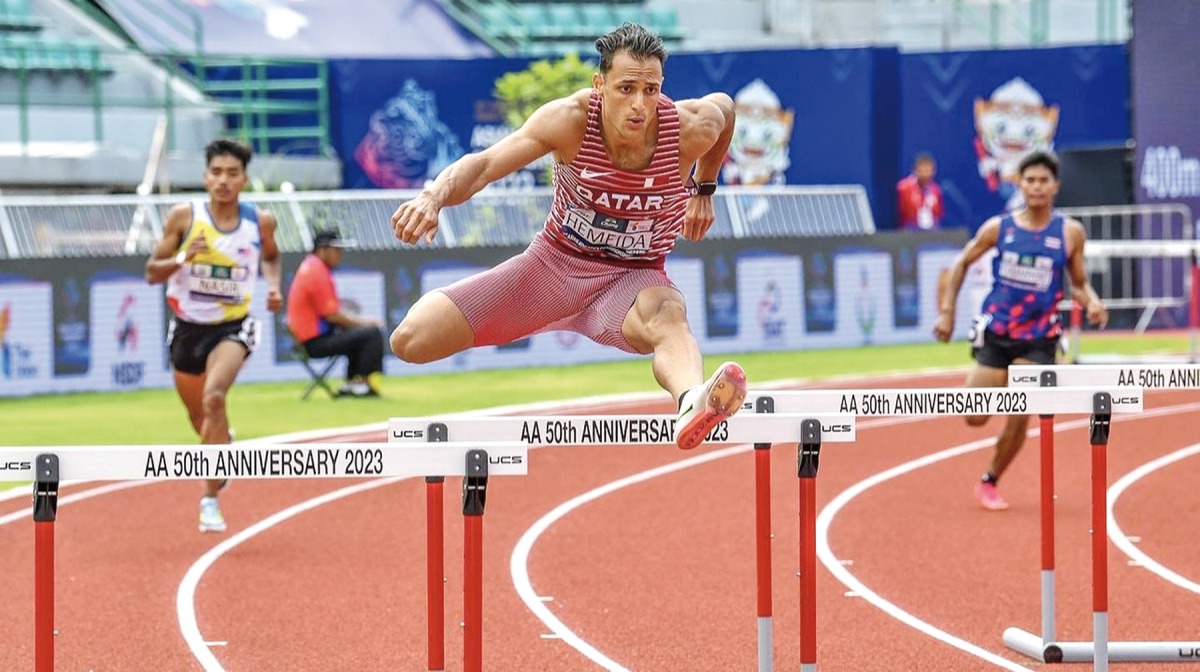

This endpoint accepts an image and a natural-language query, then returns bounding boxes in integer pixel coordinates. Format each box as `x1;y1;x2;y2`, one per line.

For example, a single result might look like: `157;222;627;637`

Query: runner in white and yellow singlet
145;138;282;534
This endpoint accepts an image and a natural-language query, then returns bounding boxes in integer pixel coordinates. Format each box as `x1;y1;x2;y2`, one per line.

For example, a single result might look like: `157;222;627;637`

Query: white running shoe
675;361;748;450
198;496;227;533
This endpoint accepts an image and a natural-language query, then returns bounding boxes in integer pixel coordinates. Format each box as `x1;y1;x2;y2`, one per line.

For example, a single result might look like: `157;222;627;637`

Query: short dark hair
1018;150;1059;179
205;137;253;169
914;153;935;167
595;23;667;74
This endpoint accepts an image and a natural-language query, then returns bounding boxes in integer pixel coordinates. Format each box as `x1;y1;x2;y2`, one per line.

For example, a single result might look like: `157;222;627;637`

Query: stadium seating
0;0;104;75
0;0;40;32
463;1;684;58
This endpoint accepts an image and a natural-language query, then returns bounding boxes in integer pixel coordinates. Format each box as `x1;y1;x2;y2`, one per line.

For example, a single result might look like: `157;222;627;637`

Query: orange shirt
286;254;339;342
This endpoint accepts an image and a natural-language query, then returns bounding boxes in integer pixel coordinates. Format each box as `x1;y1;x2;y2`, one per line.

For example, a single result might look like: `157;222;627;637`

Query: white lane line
177;476;406;670
513;402;1200;670
816;434;1034;671
0;480;155;527
815;402;1200;670
508;416;919;670
1108;442;1200;594
510;442;751;672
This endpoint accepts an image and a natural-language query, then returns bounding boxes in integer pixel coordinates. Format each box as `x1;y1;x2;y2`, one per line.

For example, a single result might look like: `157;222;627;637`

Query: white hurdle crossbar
1;442;528;482
2;441;525;672
743;386;1144;417
741;386;1144;672
1005;364;1200;666
390;412;853;672
387;413;858;446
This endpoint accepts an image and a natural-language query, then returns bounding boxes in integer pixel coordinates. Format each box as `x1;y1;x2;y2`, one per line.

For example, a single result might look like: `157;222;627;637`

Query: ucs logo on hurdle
0;460;33;471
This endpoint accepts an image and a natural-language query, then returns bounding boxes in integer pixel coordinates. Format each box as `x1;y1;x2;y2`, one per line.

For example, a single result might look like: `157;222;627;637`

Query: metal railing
0;185;876;259
1057;203;1196;333
6;2;332;156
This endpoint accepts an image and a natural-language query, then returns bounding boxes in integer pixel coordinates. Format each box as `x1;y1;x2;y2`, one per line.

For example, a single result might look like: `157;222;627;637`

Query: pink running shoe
975;481;1009;511
675;362;748;450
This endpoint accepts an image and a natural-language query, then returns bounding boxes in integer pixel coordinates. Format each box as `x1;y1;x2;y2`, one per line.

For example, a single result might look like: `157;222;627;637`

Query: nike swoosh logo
580;168;613;179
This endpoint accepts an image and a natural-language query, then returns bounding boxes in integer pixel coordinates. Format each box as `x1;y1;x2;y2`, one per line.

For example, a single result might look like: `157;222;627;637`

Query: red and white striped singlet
542;90;691;266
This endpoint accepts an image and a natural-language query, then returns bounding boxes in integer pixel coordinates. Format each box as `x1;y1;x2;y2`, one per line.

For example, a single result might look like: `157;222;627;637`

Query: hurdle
1007;363;1200;665
741;385;1143;671
389;412;854;672
1;441;526;672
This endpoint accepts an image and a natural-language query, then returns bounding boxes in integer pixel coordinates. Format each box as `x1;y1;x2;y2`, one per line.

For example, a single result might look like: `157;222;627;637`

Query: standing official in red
897;153;945;231
388;23;747;450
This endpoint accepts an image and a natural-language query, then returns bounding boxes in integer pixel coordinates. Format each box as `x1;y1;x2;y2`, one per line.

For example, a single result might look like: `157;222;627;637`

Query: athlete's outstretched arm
391;92;586;245
677;93;735;241
690;93;735;183
933;217;1000;342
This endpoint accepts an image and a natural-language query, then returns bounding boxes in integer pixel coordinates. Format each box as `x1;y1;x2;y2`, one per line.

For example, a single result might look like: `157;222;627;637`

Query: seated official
286;229;385;397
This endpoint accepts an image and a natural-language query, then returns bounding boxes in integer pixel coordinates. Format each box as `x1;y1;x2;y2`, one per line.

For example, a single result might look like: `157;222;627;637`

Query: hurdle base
1004;627;1200;663
757;616;772;672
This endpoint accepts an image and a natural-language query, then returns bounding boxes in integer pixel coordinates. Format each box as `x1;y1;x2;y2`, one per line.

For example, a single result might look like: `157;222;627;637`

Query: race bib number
188;263;249;304
997;251;1054;291
562;206;654;256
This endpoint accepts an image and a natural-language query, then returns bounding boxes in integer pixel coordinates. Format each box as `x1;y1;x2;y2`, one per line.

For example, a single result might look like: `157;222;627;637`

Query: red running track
1;371;1198;671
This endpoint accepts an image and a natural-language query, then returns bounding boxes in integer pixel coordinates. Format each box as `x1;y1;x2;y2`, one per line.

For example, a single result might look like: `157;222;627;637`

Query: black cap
313;229;356;251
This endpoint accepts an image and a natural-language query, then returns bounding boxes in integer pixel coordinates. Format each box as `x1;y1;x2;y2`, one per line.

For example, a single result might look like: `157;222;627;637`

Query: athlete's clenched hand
681;194;715;241
391;193;441;245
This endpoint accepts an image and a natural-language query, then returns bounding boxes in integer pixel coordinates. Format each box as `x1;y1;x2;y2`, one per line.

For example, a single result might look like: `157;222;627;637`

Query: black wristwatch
694;180;718;196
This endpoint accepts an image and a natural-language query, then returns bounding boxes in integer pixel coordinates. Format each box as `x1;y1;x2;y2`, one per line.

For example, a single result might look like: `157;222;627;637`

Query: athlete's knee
392;292;471;363
965;414;990;427
390;321;422;362
644;296;689;332
201;388;228;417
390;319;447;364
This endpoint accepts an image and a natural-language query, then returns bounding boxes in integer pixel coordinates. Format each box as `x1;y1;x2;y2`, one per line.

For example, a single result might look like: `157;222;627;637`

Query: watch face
697;182;717;195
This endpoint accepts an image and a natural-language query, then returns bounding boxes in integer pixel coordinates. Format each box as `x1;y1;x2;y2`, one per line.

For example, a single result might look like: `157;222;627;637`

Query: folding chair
283;322;340;400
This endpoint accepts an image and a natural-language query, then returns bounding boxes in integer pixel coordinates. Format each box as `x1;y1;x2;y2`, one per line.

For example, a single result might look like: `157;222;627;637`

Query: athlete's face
1018;164;1059;209
204;154;248;204
594;51;663;139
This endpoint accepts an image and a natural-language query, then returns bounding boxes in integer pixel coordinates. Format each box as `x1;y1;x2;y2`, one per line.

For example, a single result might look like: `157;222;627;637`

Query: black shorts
971;328;1058;369
167;316;260;375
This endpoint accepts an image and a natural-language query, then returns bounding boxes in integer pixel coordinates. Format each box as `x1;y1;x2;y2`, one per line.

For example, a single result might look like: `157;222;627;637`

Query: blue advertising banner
899;45;1129;232
1131;1;1200;235
331;57;532;190
330;44;1125;236
330;48;899;226
0;231;966;397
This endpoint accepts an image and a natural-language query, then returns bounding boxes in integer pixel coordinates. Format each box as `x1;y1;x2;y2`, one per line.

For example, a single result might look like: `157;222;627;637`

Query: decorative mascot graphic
722;79;794;186
356;79;463;189
974;77;1059;212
